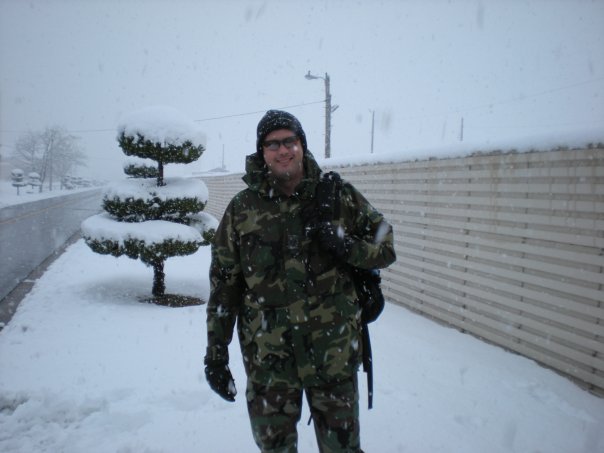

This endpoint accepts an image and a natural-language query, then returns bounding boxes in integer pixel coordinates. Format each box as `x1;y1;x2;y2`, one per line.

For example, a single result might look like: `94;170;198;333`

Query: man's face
262;128;304;182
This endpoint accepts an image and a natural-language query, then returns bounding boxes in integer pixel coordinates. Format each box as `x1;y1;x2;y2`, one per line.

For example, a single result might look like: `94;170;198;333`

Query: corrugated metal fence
200;147;604;395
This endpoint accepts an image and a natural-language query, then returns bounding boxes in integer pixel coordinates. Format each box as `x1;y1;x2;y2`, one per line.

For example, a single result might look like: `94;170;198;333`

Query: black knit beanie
256;110;308;156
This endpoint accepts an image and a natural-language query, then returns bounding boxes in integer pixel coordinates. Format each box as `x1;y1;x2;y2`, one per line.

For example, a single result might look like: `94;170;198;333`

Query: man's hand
204;361;237;402
317;221;349;259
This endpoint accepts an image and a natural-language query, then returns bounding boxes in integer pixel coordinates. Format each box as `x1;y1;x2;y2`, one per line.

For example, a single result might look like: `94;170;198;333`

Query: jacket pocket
238;296;298;385
308;290;362;382
311;313;362;382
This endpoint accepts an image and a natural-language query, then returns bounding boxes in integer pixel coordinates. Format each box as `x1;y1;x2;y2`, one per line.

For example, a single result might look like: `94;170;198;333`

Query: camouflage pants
246;375;362;453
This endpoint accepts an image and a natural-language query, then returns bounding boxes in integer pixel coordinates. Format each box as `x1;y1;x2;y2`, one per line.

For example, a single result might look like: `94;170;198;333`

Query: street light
305;70;338;158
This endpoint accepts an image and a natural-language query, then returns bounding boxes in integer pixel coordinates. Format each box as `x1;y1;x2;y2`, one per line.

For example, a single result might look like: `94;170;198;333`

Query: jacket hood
242;150;322;198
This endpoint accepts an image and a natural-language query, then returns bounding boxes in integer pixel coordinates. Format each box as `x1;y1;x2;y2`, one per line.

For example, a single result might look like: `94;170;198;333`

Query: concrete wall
0;189;102;301
200;147;604;395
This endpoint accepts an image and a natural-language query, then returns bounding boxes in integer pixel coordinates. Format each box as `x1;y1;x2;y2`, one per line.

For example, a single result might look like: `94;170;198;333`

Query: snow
123;155;156;169
117;105;206;147
0;181;101;209
187;211;219;234
1;240;603;453
103;177;209;205
319;127;604;169
81;212;202;246
2;1;602;179
1;100;603;449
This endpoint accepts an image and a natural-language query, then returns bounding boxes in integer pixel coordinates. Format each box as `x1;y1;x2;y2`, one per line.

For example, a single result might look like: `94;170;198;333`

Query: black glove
204;360;237;402
317;221;350;259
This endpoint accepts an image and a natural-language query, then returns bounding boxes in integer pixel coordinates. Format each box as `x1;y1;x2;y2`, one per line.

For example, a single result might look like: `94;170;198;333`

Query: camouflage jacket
206;151;396;387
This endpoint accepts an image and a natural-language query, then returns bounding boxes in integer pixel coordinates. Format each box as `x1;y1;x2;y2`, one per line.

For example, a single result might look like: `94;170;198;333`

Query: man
204;110;396;452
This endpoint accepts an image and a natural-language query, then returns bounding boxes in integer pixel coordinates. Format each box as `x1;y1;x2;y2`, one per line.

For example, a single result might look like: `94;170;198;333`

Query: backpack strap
362;324;374;409
316;171;342;222
315;171;375;410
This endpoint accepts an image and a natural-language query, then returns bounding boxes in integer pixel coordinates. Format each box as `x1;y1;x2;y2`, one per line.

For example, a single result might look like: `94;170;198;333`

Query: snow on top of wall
81;212;201;245
104;177;209;203
117;105;206;147
318;127;604;169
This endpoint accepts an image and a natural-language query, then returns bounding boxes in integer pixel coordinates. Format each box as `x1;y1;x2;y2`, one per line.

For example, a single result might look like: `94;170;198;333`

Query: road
0;189;102;304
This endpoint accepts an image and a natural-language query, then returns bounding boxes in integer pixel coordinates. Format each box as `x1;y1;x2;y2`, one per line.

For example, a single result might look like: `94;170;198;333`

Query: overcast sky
1;0;603;180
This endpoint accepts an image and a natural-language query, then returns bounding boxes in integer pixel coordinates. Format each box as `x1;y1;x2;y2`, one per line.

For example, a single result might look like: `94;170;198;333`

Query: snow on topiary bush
27;172;42;192
11;169;27;195
81;106;218;306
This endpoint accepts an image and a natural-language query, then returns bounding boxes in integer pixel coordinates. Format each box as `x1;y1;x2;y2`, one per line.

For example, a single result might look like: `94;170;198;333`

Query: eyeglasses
263;135;299;151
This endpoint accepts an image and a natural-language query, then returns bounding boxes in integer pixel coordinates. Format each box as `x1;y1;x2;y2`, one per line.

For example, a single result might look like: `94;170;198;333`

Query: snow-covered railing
199;146;604;396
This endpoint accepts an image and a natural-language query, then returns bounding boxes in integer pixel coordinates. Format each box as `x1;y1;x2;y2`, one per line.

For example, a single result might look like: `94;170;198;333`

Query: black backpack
314;171;385;409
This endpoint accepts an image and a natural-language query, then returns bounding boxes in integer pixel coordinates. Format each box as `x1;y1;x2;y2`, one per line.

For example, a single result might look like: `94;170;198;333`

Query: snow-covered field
0;240;602;453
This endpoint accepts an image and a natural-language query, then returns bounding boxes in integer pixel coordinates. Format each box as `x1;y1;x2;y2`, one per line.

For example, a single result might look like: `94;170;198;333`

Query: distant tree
81;106;217;306
12;131;39;174
61;175;75;190
27;172;42;192
12;126;87;191
10;169;27;195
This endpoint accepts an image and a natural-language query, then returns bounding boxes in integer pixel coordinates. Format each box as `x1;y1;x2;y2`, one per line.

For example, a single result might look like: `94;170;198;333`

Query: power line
398;76;604;121
459;76;604;115
0;100;326;135
473;119;604;131
1;76;602;135
193;100;325;122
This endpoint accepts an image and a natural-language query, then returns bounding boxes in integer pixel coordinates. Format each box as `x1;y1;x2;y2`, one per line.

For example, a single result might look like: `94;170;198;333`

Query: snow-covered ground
0;240;602;453
0;180;102;209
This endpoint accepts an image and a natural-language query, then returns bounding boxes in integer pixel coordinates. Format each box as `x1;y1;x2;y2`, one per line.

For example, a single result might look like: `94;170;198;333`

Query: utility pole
324;73;331;158
460;117;464;142
46;131;54;192
305;71;338;158
370;109;375;154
